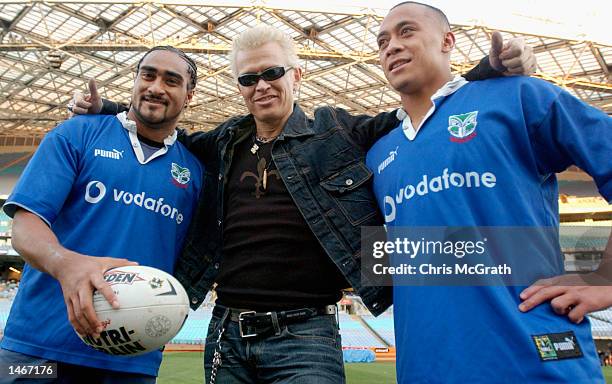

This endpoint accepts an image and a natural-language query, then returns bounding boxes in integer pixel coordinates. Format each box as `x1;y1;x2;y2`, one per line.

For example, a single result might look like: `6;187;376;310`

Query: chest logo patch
532;331;583;362
378;146;399;174
448;111;478;143
171;163;191;188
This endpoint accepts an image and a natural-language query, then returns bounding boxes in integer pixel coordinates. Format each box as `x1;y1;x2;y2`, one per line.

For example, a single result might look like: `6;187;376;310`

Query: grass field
158;352;612;383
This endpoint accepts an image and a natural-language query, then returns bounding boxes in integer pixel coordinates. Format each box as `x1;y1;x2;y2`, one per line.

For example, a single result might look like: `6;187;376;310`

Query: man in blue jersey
0;46;202;383
367;2;612;383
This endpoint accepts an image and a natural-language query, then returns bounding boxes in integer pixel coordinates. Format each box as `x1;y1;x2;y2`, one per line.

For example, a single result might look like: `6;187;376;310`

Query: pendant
250;143;259;154
263;169;267;190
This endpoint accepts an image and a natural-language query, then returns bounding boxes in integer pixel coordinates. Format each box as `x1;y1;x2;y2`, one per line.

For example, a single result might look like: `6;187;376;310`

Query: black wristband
463;56;503;82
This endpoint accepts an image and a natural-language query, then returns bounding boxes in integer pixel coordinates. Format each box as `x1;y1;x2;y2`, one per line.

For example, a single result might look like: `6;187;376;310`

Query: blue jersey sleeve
527;84;612;202
3;122;81;225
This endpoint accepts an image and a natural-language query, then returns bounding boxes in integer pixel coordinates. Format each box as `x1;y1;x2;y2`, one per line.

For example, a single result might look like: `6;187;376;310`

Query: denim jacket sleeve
99;99;129;115
176;128;219;167
321;107;400;152
176;116;245;166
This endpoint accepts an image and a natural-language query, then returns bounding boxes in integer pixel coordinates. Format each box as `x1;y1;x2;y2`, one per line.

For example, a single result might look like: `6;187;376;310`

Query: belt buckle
238;311;257;338
323;305;337;315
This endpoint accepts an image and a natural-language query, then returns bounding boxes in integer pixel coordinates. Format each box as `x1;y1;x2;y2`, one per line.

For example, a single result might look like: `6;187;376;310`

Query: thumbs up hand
67;78;103;116
489;31;537;76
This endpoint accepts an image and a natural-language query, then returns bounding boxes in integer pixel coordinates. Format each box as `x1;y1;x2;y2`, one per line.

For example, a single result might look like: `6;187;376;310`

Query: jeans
204;307;345;384
0;348;156;384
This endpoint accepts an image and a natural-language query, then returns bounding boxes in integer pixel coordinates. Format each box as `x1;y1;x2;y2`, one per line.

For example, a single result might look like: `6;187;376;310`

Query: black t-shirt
215;135;348;311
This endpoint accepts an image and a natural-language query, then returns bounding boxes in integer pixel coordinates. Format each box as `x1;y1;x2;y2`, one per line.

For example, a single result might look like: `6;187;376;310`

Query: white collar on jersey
396;75;468;141
116;111;178;165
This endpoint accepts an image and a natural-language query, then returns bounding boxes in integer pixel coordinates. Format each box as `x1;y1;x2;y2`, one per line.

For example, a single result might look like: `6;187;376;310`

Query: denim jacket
174;105;399;316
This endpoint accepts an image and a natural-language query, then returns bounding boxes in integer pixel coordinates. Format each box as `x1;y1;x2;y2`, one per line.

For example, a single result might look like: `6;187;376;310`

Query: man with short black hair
0;46;202;383
367;2;611;382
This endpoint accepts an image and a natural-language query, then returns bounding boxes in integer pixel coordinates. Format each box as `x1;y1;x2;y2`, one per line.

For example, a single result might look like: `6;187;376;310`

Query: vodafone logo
85;181;107;204
82;180;185;224
382;168;496;223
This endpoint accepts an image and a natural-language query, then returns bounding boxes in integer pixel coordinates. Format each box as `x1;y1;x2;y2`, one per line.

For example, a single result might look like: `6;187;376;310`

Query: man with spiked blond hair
70;19;535;382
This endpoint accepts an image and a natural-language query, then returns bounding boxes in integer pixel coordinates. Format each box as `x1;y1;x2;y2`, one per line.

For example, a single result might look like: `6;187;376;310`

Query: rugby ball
78;265;189;356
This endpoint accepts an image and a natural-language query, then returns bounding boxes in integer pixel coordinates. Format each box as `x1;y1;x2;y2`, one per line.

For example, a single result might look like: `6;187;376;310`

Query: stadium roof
0;1;610;147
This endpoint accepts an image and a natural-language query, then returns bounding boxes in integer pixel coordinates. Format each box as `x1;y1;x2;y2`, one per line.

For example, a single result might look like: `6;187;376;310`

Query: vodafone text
85;180;185;224
383;169;496;223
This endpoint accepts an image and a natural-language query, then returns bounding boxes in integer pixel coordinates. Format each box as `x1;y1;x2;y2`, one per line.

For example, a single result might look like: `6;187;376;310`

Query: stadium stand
0;211;11;236
0;153;31;176
590;309;612;339
169;309;211;345
362;314;395;346
0;297;12;332
338;313;385;348
0;280;18;300
560;226;611;251
558;180;601;198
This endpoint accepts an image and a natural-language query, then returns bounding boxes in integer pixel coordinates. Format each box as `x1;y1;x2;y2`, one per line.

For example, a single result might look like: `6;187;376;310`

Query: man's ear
185;88;194;106
292;66;303;95
293;66;303;83
442;31;456;53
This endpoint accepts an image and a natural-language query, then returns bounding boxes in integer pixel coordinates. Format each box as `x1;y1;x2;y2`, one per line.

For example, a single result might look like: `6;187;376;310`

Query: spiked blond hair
229;25;299;80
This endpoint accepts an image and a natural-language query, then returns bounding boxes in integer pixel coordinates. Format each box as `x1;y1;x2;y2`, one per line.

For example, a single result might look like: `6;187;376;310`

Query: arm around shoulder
464;32;537;80
322;107;399;151
177;117;239;164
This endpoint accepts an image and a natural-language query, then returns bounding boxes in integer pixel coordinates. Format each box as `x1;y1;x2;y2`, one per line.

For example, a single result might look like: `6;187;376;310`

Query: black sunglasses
237;66;294;87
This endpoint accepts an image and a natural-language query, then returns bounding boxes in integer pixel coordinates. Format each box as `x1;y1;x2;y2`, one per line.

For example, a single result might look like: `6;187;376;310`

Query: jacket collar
279;104;314;139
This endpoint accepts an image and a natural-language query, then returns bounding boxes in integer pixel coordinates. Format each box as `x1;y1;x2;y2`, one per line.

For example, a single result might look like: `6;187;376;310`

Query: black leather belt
212;305;337;338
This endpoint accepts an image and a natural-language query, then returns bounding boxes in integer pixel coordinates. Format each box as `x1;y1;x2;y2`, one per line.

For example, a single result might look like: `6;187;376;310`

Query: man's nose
148;78;165;94
385;37;403;58
255;77;271;91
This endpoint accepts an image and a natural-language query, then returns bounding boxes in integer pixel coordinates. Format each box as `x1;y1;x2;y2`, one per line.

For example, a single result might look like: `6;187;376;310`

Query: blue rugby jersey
366;76;611;383
2;114;202;376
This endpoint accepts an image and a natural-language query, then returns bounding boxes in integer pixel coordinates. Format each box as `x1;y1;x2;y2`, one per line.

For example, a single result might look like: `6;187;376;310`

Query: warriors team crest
171;163;191;188
448;111;478;143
